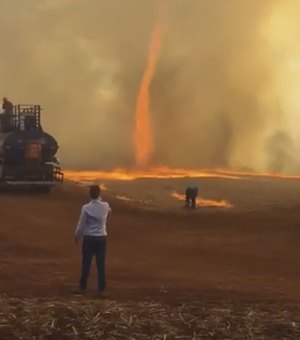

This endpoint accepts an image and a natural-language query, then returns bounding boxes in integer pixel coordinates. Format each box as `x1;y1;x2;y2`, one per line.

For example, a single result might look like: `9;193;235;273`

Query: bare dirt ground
0;179;299;339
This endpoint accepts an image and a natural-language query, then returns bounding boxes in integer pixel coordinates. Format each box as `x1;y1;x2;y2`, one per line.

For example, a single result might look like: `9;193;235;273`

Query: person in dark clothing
185;186;198;209
2;98;13;115
74;185;112;297
1;98;14;131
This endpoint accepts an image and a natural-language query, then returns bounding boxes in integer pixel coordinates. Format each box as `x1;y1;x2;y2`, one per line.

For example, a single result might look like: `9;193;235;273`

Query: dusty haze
0;0;299;173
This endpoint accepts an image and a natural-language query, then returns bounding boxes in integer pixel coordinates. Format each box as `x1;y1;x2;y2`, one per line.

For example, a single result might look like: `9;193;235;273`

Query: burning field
64;167;300;212
60;0;300;214
2;0;300;338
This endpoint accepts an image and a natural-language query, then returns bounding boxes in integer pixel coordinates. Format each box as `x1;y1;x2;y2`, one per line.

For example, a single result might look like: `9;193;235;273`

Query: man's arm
107;203;112;216
74;206;86;241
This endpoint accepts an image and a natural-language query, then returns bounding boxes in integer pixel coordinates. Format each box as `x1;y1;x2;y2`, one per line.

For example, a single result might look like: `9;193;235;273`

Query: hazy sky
0;0;299;173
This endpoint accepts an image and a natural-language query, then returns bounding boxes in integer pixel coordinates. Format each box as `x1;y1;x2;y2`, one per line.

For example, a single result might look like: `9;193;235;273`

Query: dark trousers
185;197;196;208
185;188;198;209
79;236;107;292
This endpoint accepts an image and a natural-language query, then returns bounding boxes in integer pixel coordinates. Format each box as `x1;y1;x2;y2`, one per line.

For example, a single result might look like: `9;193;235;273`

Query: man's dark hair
89;185;101;199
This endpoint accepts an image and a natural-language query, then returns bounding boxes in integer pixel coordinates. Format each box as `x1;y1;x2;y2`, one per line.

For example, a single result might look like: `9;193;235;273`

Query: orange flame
73;180;108;191
64;166;240;182
171;191;233;208
115;195;150;205
116;195;135;202
134;4;165;168
64;166;300;182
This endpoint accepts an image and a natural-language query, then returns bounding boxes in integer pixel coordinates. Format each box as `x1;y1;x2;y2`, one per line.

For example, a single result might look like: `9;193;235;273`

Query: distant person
73;185;112;297
185;185;198;209
1;98;14;131
2;97;13;115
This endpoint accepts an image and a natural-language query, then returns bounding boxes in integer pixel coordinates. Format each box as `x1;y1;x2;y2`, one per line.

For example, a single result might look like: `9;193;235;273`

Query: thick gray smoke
0;0;299;173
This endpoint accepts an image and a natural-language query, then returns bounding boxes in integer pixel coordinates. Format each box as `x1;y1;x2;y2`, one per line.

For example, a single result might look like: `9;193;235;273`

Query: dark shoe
98;290;107;298
72;288;85;295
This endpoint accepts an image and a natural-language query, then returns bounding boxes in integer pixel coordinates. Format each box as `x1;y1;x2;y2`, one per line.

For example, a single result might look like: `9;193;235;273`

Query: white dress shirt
75;198;111;237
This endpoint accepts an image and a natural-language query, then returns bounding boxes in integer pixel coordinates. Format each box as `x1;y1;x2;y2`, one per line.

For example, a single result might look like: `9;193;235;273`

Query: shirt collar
90;197;102;203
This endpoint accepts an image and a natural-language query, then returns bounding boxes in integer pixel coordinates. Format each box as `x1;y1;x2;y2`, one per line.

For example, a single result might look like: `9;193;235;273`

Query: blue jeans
79;236;107;291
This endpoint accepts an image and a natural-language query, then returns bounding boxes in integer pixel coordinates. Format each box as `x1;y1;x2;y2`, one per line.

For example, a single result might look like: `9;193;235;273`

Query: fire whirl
134;3;165;168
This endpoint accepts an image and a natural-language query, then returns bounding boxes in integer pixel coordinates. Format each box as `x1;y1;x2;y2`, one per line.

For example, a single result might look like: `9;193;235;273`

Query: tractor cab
0;105;42;133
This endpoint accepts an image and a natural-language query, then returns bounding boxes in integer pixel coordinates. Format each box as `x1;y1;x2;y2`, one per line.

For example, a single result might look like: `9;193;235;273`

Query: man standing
1;98;14;131
74;185;111;297
185;185;198;209
2;97;13;114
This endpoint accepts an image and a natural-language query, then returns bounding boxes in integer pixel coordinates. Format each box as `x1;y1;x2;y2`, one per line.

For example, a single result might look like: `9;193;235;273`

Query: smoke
152;0;277;170
0;0;160;169
0;0;299;173
266;131;299;173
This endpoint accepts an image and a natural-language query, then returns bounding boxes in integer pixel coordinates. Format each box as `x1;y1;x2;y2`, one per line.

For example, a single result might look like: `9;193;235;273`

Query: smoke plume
0;0;299;173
